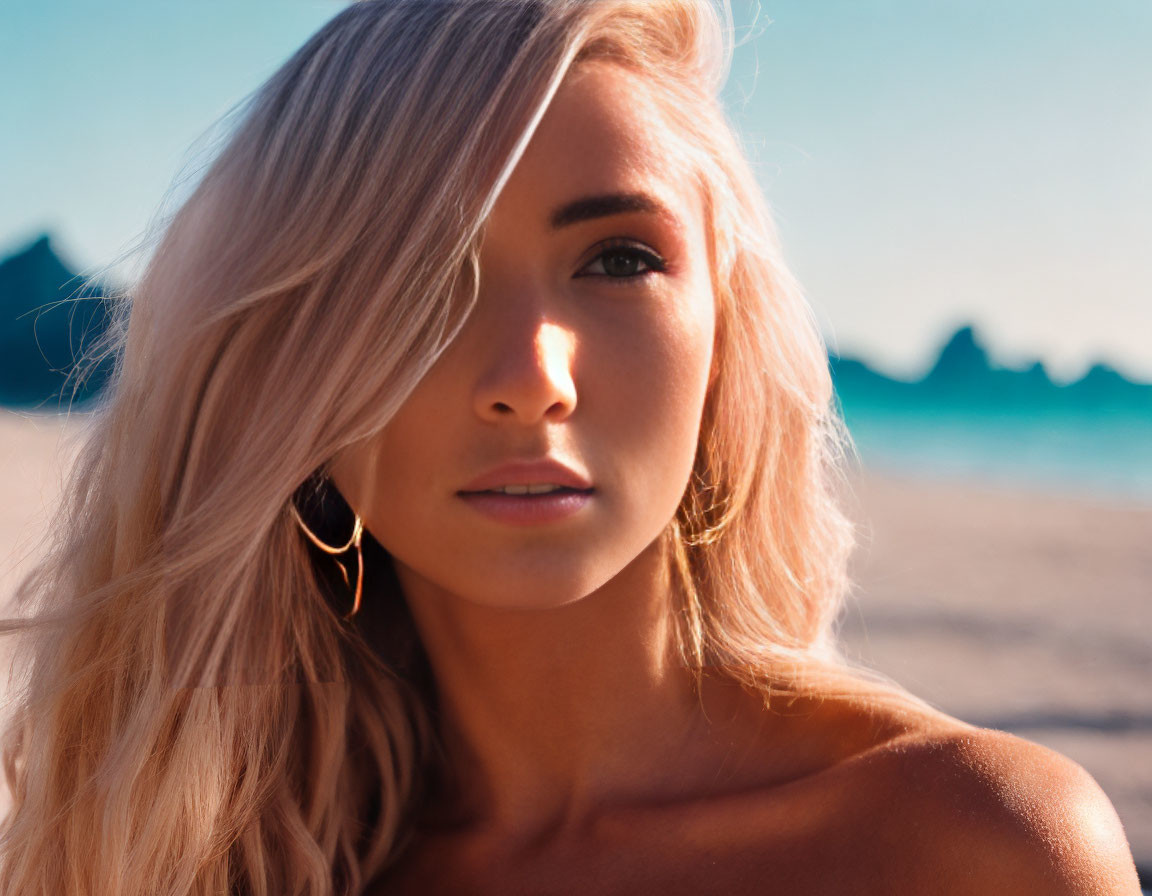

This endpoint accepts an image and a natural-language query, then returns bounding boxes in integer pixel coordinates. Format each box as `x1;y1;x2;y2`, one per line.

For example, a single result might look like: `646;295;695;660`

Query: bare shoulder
865;716;1142;894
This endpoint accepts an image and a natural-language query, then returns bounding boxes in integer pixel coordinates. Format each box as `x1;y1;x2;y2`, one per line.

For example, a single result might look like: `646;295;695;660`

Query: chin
456;565;618;612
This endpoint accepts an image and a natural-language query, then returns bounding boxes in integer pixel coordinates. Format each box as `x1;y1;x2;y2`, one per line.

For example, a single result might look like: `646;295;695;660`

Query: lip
457;458;593;494
457;489;593;526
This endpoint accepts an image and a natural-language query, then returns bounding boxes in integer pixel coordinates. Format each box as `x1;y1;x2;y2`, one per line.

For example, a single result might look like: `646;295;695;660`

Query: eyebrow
549;191;669;230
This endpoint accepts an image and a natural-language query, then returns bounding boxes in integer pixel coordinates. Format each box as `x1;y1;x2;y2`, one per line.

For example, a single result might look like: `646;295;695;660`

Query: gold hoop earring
290;503;365;619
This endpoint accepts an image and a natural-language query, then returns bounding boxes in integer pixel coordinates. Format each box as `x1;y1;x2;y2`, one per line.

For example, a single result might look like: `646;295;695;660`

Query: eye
575;239;667;281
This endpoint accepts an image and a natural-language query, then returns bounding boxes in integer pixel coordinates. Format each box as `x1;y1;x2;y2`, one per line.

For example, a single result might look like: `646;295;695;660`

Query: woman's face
332;61;716;611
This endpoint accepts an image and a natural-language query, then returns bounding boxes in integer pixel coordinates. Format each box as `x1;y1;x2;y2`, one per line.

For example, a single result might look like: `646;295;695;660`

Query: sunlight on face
331;61;716;610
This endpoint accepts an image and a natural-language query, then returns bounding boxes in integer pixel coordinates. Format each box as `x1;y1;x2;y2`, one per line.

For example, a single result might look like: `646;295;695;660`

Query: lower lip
456;489;594;525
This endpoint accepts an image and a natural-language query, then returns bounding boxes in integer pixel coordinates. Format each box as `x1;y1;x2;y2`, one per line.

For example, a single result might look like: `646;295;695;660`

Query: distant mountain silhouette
831;325;1152;415
2;233;1149;416
0;234;117;408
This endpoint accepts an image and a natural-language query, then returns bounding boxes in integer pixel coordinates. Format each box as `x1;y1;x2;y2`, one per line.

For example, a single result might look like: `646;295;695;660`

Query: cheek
594;293;715;511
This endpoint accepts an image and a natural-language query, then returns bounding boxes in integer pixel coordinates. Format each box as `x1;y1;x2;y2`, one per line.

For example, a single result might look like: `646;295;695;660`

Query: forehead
490;60;702;235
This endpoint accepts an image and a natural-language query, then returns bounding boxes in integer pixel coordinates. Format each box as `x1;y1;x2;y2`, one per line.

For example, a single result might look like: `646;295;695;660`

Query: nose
472;313;578;426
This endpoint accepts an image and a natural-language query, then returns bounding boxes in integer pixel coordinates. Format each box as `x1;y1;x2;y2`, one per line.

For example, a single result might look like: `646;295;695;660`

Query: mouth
457;485;595;497
455;486;596;525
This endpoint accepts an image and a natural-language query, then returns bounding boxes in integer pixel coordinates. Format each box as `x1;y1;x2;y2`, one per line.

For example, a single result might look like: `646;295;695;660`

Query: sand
0;412;89;597
1;410;1149;871
837;470;1152;872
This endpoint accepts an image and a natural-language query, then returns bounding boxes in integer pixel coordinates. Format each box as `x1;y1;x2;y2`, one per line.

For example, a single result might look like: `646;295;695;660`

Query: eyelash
576;239;667;282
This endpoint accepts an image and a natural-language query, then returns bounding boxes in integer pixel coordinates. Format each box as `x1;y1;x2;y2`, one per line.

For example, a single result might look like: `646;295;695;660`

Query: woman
0;0;1139;893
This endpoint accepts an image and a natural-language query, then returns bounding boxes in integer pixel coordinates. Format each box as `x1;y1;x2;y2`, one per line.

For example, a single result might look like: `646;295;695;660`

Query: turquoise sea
840;404;1152;505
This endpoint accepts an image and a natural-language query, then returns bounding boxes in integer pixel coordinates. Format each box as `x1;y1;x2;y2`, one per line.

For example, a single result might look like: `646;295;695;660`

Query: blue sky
3;0;1150;381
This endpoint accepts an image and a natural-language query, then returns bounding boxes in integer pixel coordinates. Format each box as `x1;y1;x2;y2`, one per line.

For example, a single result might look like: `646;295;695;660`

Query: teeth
489;483;568;495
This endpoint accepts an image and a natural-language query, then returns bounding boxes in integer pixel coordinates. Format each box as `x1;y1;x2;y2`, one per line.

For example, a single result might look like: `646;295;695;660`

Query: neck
394;535;725;836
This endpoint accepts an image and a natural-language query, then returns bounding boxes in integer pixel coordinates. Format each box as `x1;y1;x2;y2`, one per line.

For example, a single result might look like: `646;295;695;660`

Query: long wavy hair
0;1;901;892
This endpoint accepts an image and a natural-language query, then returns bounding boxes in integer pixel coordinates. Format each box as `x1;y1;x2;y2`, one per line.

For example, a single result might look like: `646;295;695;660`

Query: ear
704;293;720;393
705;333;721;393
327;435;382;525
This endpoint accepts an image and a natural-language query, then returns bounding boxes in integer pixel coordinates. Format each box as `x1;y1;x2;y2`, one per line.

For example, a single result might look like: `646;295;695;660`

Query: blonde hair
0;1;894;892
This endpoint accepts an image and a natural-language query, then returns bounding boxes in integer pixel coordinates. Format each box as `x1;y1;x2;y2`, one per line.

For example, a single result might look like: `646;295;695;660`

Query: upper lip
458;458;594;493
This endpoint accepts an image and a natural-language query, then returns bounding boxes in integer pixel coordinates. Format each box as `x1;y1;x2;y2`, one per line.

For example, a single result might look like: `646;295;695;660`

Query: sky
2;0;1150;382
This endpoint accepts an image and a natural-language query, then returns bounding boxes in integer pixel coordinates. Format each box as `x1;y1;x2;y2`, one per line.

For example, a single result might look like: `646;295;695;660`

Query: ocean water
840;405;1152;504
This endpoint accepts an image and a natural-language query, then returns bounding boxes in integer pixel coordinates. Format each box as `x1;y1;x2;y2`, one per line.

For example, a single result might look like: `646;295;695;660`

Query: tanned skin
332;62;1141;895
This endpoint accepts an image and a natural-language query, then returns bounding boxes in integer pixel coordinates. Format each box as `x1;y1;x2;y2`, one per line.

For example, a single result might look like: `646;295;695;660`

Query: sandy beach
837;470;1152;872
1;410;1149;872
